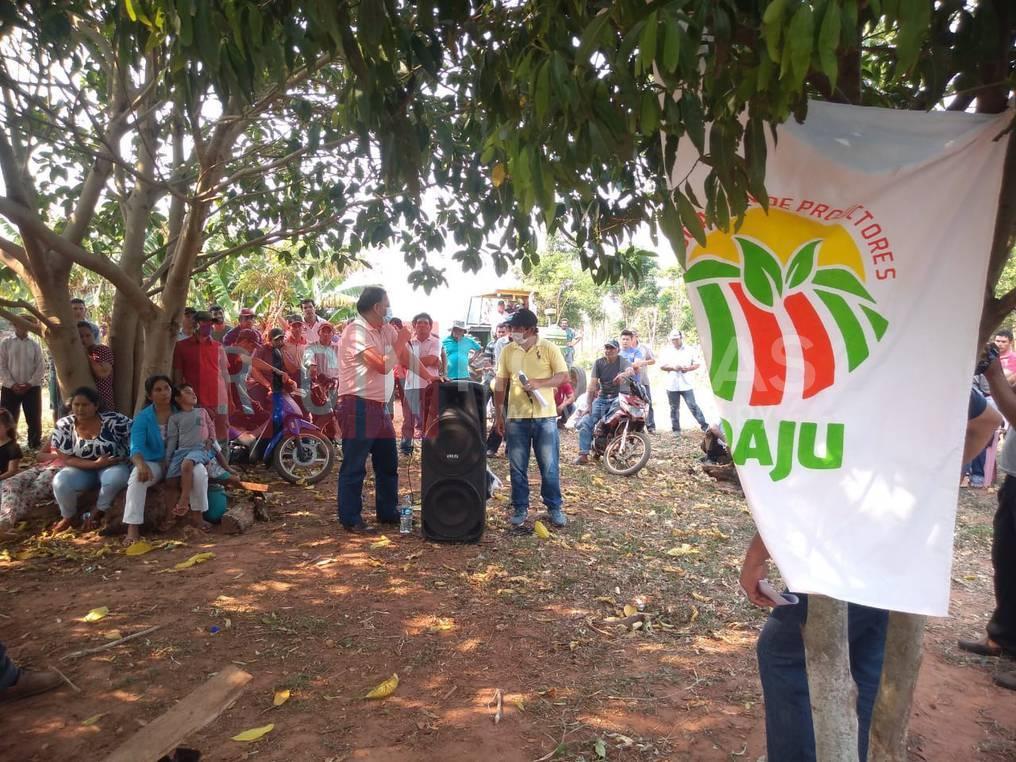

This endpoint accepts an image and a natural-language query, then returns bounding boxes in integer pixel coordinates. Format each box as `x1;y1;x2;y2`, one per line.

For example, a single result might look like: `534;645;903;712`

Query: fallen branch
61;625;163;661
489;688;503;724
48;664;81;693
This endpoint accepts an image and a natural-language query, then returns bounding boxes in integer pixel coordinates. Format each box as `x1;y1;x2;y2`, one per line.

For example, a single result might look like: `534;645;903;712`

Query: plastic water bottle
399;495;413;535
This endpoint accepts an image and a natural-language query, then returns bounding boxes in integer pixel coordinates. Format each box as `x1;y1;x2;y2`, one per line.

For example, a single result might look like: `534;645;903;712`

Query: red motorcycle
590;382;652;476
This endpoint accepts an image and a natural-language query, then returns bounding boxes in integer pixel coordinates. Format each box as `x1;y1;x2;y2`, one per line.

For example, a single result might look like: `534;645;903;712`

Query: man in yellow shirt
493;309;569;527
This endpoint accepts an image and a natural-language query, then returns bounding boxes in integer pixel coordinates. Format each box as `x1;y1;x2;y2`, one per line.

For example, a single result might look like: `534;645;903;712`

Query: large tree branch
0;307;40;335
0;196;156;318
0;297;53;328
210;134;356;193
979;124;1016;343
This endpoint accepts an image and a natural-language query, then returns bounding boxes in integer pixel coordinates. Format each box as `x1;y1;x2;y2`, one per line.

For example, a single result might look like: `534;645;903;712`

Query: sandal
172;502;190;518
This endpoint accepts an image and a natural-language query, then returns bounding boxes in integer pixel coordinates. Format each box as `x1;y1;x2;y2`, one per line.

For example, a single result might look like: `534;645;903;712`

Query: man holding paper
492;308;569;528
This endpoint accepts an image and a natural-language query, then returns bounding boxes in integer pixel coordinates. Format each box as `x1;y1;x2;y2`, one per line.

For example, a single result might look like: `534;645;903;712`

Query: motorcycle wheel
272;432;335;485
602;430;651;476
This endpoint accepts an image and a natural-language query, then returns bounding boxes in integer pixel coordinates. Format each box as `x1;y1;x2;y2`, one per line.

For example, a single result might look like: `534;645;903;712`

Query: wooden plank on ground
102;665;253;762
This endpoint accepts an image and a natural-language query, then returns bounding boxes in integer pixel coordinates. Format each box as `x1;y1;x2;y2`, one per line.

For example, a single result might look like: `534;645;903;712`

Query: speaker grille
421;479;484;542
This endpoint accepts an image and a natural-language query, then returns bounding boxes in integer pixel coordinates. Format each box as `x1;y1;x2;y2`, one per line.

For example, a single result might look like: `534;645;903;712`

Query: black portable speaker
421;380;487;542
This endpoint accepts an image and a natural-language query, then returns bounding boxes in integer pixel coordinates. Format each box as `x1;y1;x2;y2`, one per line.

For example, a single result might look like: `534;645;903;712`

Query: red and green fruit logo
686;208;889;405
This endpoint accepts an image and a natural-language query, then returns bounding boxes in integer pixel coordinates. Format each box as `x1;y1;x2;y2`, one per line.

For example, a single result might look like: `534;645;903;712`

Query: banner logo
685;207;889;406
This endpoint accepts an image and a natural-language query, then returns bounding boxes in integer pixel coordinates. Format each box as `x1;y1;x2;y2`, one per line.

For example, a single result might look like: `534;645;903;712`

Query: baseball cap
318;322;334;332
194;310;214;322
239;308;256;318
287;314;304;325
451;320;466;330
604;339;620;350
505;308;538;329
669;330;683;339
268;327;285;340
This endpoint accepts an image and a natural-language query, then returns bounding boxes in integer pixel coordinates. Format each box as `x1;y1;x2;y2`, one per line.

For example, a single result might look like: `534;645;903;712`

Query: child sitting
164;384;240;527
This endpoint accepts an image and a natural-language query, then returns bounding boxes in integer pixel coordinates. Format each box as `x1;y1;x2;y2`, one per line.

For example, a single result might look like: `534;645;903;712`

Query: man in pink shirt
400;312;444;456
995;329;1016;377
336;287;435;533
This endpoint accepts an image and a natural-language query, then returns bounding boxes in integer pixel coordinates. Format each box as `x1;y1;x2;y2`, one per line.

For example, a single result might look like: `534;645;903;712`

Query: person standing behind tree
335;287;431;533
78;321;115;411
442;321;482;380
177;306;196;342
658;330;709;437
50;299;100;423
559;318;582;366
0;316;44;448
492;308;569;528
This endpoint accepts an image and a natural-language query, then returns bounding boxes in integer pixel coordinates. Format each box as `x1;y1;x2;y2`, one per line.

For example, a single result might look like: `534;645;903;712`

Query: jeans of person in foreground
123;460;211;524
666;389;707;432
0;641;19;689
52;464;131;519
400;387;425;454
757;594;888;762
578;396;617;454
506;417;562;512
336;396;399;527
0;384;42;448
988;475;1016;654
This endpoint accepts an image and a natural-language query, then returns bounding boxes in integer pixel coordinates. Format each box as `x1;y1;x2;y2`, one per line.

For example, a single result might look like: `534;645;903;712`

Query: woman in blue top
122;375;177;545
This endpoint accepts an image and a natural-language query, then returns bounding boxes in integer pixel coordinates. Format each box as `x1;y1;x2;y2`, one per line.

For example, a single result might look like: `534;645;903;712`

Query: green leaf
786;4;815;87
786;240;819;289
680;94;705;153
577;10;611;62
661;17;681;73
534;60;551;121
659;200;687;267
762;0;788;26
639;11;658;68
762;0;787;63
737;237;783;308
817;2;841;87
812;268;875;302
684;258;740;283
640;92;659;134
124;0;138;22
594;737;607;759
893;0;931;74
678;192;706;247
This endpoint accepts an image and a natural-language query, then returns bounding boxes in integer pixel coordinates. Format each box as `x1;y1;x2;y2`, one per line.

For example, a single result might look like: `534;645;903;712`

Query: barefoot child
164;385;240;528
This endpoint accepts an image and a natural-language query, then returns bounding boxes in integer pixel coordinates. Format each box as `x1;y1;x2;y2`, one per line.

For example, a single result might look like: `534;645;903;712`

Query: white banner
675;102;1011;615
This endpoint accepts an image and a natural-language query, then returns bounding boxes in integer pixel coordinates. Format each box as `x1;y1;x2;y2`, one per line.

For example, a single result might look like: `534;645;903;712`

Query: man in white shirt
300;298;329;344
400;312;443;456
0;317;45;448
658;330;708;436
303;322;340;440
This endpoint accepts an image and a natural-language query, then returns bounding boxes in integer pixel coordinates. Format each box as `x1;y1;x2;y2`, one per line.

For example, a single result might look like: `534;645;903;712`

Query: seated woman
50;387;131;532
0;442;65;528
78;321;115;411
122;375;175;546
0;409;21;481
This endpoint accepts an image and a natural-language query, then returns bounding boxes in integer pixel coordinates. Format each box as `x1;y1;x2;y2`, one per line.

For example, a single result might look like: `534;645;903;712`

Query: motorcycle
228;389;335;485
590;382;652;476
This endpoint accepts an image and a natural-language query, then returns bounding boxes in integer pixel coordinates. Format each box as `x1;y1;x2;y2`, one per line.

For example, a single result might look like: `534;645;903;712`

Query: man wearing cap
400;312;443;456
303;321;340;440
172;310;231;441
575;340;635;465
177;306;196;342
658;330;708;436
620;329;656;433
336;286;434;533
281;316;307;383
209;305;230;342
442;321;482;381
493;308;570;527
223;308;261;347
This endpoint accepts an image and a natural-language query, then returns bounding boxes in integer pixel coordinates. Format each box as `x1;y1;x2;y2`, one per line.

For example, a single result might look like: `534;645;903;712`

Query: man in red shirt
995;329;1016;377
554;380;575;428
172;310;230;442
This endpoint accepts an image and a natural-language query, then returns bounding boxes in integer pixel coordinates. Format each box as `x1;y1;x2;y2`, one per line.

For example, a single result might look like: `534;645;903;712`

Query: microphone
517;372;548;407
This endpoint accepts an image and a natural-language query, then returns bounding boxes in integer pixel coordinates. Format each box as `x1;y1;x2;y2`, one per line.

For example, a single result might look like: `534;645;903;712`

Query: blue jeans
666;389;708;432
52;464;131;519
578;396;618;454
336;396;399;526
757;595;888;762
0;640;19;689
506;417;562;512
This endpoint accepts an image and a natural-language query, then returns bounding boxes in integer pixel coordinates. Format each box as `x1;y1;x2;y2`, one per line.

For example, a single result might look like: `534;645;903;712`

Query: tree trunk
867;612;925;762
803;595;858;762
221;501;255;534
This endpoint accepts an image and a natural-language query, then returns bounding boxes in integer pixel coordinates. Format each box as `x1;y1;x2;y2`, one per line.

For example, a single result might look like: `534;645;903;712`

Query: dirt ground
1;430;1015;761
